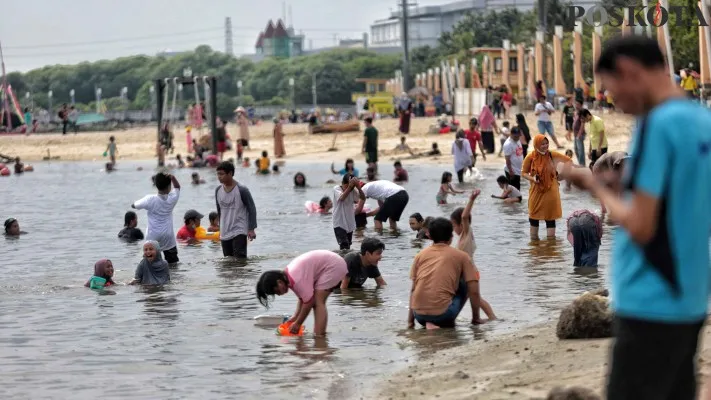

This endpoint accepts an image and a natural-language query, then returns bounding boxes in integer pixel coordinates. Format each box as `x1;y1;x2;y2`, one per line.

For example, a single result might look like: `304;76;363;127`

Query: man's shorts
537;120;556;138
163;246;179;264
366;151;378;164
375;190;409;222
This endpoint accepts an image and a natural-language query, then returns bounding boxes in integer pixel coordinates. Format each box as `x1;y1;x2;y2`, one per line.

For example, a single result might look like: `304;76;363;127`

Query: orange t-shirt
409;243;479;315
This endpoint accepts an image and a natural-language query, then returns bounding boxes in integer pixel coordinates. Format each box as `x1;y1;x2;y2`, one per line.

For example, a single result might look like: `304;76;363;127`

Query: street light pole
70;89;75;106
400;0;411;92
289;78;295;111
48;91;53;121
96;88;102;114
237;80;243;105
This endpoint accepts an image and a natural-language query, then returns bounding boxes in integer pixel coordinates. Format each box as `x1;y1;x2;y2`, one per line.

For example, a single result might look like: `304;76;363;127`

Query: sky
1;0;443;73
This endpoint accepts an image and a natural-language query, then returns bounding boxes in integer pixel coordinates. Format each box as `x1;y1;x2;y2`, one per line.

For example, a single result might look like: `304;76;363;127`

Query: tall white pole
703;0;711;97
642;0;653;38
662;0;675;83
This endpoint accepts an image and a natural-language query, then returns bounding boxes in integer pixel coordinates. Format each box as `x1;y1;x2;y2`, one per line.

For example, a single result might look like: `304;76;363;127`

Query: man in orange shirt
407;217;486;329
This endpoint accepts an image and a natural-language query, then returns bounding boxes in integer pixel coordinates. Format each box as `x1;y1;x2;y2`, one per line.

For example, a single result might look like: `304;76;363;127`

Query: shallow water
0;160;610;399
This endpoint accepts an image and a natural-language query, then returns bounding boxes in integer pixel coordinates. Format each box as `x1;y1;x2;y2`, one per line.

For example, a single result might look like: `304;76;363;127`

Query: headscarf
398;93;411;111
529;135;556;191
135;240;170;285
85;259;114;287
478;105;495;131
567;210;603;267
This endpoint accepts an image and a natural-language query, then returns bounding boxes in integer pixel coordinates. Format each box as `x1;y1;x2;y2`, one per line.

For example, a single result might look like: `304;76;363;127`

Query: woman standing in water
273;119;286;158
521;135;572;239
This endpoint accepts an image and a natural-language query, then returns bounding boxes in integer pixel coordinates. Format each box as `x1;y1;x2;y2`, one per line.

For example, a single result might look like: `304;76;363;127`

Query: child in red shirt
176;209;204;241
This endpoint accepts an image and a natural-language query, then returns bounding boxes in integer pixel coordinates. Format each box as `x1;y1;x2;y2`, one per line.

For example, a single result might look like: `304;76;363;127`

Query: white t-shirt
332;185;359;232
504;184;522;198
535;102;554;122
362;180;404;201
499;127;510;141
502;138;524;176
133;189;180;251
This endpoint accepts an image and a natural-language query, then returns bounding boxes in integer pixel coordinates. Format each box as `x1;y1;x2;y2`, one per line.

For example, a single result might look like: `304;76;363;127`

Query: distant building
369;0;598;49
255;19;304;58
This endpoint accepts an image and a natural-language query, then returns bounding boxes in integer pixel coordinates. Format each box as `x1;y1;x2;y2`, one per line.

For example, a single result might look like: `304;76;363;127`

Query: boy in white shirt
132;172;181;265
332;174;366;250
534;95;563;149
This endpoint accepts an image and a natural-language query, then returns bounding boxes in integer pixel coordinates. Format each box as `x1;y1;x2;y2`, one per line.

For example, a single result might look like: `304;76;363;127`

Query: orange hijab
529;134;556;190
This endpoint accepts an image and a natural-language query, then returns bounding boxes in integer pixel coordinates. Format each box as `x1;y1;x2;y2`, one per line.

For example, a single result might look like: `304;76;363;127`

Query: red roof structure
274;19;288;38
263;20;276;39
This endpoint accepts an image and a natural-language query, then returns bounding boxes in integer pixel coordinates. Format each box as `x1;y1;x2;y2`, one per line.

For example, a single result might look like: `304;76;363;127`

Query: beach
0;112;635;168
2;111;651;399
375;321;711;399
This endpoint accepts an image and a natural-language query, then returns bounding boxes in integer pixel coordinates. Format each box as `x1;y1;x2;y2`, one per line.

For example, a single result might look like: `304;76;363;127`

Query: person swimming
294;172;307;187
85;259;116;290
129;241;171;285
4;218;25;236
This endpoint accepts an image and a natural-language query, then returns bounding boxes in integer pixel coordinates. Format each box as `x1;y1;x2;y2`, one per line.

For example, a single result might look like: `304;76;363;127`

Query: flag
653;0;663;26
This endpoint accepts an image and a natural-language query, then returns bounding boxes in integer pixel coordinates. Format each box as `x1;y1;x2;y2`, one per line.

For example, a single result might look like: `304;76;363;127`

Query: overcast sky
1;0;443;72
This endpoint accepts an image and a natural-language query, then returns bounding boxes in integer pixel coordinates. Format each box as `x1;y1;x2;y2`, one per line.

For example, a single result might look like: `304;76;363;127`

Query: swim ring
0;168;10;176
195;226;220;240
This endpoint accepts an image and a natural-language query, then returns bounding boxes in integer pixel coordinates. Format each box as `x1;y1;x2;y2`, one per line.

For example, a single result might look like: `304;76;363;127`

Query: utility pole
311;73;317;108
400;0;411;92
225;17;234;56
0;41;9;130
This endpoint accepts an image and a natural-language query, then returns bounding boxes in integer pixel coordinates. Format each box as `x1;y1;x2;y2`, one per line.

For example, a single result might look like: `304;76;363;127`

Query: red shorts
217;141;227;153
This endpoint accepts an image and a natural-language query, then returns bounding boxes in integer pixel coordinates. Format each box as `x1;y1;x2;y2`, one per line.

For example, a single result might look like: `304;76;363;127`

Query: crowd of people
5;35;711;399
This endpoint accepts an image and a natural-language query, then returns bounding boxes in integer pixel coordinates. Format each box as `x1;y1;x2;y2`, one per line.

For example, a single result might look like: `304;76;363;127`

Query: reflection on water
0;160;606;399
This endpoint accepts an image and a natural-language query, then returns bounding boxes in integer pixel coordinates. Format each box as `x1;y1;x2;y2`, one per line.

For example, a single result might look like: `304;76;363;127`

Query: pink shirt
285;250;347;304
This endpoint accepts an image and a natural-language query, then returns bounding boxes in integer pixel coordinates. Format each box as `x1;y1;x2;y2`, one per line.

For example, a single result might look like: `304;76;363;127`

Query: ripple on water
0;161;605;398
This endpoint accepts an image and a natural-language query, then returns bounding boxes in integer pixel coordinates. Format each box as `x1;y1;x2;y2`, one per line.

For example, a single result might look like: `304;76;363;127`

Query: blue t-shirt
338;168;359;177
612;99;711;323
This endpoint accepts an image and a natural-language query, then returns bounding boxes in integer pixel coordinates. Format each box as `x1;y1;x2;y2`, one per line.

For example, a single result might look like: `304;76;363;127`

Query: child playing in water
331;159;360;177
318;196;333;214
129;241;171;285
491;175;523;203
256;249;348;336
85;259;115;290
131;172;180;266
105;136;117;165
294;172;307;187
3;218;25;236
191;172;205;185
450;190;496;320
176;209;204;241
332;174;366;250
237;140;244;163
409;213;429;239
118;211;145;241
208;212;219;232
393;161;409;182
257;151;270;174
176;154;185;168
437;171;464;205
242;157;250;168
497;121;510;157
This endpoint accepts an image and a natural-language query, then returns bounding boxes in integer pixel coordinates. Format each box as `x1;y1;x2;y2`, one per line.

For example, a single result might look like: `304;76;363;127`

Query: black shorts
529;218;556;228
238;139;249;147
505;172;521;191
366;151;378;164
333;227;353;250
375;190;409;222
607;316;704;400
163;247;179;264
565;118;574;131
221;235;248;258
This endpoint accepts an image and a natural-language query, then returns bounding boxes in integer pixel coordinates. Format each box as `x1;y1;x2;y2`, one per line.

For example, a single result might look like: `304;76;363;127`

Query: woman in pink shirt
256;250;347;335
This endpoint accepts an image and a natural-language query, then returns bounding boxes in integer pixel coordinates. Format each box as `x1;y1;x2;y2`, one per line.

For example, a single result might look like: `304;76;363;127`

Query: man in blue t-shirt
565;36;711;400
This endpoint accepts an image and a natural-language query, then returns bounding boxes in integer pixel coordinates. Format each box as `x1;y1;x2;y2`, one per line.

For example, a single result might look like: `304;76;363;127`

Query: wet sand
375;321;711;399
0;112;634;169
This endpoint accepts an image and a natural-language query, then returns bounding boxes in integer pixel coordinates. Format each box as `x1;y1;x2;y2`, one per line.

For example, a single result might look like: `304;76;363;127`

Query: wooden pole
554;26;566;95
573;24;583;89
592;26;603;95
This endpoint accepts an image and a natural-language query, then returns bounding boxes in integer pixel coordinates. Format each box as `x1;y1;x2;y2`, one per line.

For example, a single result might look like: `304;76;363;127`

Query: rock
453;370;469;379
556;291;612;340
547;386;601;400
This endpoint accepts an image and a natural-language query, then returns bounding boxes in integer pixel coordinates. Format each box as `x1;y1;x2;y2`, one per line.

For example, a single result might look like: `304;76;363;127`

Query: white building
369;0;597;48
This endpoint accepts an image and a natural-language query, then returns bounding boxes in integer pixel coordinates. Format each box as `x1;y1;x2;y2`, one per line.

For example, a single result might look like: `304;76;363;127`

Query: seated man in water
340;237;387;289
118;211;145;241
14;157;24;174
408;217;486;329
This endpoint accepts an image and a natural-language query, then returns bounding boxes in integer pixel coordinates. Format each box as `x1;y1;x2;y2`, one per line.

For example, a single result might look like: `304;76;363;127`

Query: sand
375;321;711;399
0;112;635;169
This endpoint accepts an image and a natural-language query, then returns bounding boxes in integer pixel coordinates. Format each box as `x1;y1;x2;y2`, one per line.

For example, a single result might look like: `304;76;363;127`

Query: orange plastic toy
276;321;305;337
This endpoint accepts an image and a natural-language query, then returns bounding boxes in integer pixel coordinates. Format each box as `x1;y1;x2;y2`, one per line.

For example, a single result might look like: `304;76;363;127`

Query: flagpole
0;41;10;131
642;0;653;37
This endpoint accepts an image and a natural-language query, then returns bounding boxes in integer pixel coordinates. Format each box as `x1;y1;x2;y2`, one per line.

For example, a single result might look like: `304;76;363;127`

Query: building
255;19;304;58
369;0;599;49
470;47;522;94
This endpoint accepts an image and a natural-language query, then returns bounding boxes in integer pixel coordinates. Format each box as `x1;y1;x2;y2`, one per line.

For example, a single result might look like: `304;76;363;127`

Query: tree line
5;0;699;118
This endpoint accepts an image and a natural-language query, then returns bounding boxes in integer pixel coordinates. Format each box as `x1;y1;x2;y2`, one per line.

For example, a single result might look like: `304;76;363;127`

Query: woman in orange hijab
521;134;572;238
